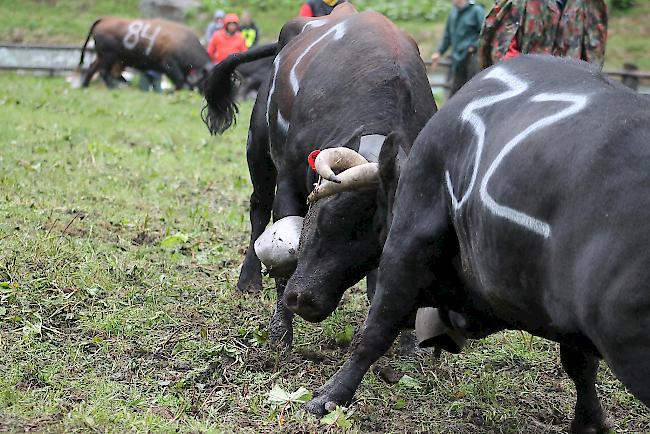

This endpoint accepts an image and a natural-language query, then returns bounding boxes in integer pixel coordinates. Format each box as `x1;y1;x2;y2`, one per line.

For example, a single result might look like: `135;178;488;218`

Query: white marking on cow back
479;93;588;238
302;20;327;32
265;54;291;137
122;21;161;56
445;66;588;238
446;68;528;210
277;111;290;136
266;54;282;128
290;21;347;95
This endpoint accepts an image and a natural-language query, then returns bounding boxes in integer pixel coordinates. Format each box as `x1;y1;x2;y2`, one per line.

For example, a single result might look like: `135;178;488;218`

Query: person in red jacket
207;13;248;64
299;0;346;17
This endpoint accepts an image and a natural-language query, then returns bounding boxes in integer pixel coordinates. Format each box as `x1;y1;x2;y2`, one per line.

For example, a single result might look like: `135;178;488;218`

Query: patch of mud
295;348;330;364
132;231;158;246
373;365;404;385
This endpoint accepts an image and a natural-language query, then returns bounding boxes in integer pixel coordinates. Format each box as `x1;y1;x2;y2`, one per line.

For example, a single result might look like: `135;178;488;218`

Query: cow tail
78;18;101;71
202;42;279;135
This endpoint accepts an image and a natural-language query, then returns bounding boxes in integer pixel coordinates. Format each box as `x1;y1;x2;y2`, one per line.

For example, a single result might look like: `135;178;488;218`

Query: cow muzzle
283;287;332;323
415;307;467;354
283;270;343;323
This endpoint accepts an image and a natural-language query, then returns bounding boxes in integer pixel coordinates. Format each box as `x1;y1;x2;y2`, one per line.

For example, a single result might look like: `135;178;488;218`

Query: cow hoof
304;381;354;416
303;395;335;417
236;275;262;293
571;417;614;434
268;318;293;350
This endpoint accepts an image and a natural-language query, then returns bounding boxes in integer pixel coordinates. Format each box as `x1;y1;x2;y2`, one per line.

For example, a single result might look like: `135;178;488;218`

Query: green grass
1;74;649;433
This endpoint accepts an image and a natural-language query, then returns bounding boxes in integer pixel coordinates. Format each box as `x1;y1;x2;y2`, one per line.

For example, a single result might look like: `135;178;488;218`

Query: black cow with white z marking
301;55;650;433
202;4;436;348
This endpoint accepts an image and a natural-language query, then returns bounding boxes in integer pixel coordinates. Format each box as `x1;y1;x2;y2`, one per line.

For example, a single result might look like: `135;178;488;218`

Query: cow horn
314;147;369;184
308;163;380;203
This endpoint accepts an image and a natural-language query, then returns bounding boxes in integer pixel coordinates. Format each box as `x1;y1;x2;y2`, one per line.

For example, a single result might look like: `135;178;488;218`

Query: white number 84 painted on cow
123;20;161;56
445;66;588;239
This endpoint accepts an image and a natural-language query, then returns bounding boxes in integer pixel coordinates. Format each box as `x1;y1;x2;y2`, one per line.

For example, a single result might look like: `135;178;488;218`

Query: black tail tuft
201;55;241;135
202;43;279;135
79;18;102;70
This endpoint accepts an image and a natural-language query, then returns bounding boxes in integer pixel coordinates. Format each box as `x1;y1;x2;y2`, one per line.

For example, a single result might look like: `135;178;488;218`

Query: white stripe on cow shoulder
302;20;327;32
266;54;291;137
479;92;588;238
290;21;347;95
266;54;282;129
265;53;291;137
277;111;290;136
445;67;528;210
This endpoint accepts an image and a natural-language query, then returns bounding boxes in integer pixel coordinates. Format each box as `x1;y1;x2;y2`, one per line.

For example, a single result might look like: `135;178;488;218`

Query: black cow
202;4;436;347
299;55;650;433
235;56;274;99
79;17;212;90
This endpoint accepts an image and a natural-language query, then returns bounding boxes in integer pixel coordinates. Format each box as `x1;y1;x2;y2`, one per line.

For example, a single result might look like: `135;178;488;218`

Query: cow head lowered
283;130;405;322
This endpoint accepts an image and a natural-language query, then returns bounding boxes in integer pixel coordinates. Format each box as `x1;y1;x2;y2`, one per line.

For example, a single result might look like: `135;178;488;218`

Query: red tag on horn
308;150;320;172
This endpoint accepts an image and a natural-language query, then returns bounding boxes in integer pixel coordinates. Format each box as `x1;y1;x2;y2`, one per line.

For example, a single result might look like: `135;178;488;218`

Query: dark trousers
449;52;480;97
139;70;162;93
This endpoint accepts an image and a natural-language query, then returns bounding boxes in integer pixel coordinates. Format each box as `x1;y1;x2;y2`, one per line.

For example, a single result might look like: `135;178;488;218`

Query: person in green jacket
431;0;485;96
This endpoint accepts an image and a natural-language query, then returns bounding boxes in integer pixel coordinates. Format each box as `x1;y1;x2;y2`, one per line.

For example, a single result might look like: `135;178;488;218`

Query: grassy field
1;0;649;69
1;74;649;433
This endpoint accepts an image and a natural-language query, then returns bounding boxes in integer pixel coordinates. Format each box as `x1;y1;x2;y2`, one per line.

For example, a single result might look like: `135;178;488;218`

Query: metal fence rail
0;43;96;74
1;43;648;91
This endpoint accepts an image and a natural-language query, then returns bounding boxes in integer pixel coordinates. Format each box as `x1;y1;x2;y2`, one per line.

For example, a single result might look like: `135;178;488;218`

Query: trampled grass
1;74;649;433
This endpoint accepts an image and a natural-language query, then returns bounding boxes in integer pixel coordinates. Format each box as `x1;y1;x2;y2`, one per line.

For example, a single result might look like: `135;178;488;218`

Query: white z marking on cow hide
446;66;588;238
290;21;347;95
479;93;587;238
445;68;528;210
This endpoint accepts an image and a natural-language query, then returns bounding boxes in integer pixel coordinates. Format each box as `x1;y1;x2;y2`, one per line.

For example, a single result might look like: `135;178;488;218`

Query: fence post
621;63;639;91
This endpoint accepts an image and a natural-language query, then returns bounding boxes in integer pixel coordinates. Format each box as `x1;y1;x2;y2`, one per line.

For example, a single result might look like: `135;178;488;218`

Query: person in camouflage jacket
479;0;608;69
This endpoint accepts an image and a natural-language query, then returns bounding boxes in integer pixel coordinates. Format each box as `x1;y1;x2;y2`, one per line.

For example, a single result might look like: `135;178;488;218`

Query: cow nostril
285;292;300;310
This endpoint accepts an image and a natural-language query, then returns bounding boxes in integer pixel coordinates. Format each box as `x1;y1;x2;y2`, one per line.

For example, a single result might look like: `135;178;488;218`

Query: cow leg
98;58;121;89
366;269;377;302
99;64;116;88
365;269;417;355
269;278;294;348
163;58;188;90
267;177;306;349
305;232;450;415
304;284;415;414
304;143;456;414
237;126;276;294
560;345;612;434
81;59;100;87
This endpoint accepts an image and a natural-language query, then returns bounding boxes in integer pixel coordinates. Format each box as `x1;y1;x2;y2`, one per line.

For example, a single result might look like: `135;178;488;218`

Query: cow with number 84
78;17;212;92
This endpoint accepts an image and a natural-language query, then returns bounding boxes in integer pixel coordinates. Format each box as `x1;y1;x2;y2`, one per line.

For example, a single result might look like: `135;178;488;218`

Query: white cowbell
254;216;304;277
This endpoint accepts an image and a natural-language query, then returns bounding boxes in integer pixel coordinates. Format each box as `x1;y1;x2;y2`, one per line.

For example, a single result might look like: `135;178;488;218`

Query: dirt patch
132;231;158;246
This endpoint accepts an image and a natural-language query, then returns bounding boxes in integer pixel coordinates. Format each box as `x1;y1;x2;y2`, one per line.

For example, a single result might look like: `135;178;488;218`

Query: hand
431;52;441;66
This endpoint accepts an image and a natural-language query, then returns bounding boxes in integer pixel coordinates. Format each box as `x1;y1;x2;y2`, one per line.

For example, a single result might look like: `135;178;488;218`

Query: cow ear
341;125;365;148
378;131;403;191
321;126;364;150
